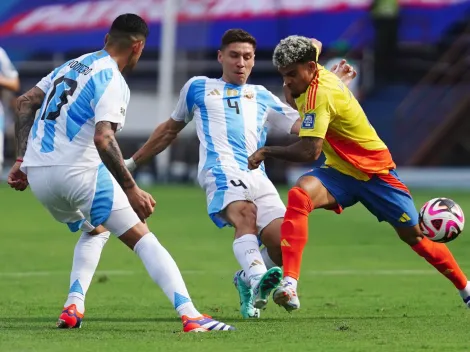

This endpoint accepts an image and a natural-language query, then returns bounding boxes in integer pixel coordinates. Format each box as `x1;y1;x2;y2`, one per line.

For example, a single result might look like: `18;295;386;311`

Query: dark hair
221;29;257;50
109;13;149;41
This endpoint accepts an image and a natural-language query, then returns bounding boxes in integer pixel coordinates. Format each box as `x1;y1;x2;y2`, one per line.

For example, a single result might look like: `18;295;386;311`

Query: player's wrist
16;157;23;163
125;157;137;172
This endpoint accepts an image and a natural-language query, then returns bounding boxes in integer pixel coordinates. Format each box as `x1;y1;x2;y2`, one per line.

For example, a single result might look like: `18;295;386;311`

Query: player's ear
217;50;223;64
104;33;109;46
132;40;144;54
308;61;317;73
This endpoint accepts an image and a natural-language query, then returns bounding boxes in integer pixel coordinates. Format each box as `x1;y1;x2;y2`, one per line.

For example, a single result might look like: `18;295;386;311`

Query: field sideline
1;184;469;352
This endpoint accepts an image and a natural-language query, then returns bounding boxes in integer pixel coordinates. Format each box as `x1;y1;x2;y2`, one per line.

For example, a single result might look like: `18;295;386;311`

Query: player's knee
287;186;314;214
232;203;257;234
395;225;423;246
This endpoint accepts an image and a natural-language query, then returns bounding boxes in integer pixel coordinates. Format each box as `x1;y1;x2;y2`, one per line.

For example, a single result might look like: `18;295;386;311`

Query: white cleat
459;281;470;308
273;280;300;312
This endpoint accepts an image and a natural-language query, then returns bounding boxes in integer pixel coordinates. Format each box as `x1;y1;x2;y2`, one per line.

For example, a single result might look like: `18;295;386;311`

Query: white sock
133;233;200;318
459;281;470;299
285;276;298;291
233;234;267;288
261;247;277;269
64;231;110;313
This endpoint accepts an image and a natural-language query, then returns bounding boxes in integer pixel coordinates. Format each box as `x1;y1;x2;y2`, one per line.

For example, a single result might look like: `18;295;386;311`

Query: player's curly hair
272;35;317;68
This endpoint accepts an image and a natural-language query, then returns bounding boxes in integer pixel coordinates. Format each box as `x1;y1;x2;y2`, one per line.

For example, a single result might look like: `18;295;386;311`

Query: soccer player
248;35;470;311
124;30;356;318
0;47;20;176
7;14;234;332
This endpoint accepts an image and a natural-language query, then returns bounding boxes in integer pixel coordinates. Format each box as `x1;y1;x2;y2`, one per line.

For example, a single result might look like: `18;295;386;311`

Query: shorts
199;166;286;232
25;164;140;236
305;167;418;227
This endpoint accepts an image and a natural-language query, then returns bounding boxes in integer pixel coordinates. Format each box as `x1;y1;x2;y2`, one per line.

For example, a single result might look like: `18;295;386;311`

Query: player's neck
103;47;128;72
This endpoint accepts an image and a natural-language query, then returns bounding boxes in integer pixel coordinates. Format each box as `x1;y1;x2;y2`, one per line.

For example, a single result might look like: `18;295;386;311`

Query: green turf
1;184;470;352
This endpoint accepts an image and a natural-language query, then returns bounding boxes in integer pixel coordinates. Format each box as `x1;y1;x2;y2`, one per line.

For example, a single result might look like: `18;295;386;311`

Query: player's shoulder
304;69;331;111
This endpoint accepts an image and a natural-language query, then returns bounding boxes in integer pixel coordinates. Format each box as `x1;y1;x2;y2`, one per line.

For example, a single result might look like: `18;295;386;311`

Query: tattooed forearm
263;137;323;163
94;121;136;190
15;87;45;157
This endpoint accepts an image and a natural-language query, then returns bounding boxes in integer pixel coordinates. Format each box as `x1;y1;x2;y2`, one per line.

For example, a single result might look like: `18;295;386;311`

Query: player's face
123;40;145;74
279;62;317;98
218;42;255;85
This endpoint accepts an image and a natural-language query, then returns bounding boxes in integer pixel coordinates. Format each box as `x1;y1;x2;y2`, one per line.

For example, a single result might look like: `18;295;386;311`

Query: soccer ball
419;198;465;243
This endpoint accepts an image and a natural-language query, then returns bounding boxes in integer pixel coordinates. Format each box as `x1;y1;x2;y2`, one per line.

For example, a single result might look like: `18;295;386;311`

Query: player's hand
248;148;266;170
7;161;29;191
125;186;156;222
331;59;357;86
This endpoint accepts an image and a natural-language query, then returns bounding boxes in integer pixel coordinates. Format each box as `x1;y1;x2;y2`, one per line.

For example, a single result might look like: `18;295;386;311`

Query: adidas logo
207;89;221;96
280;239;291;247
249;259;263;268
399;213;411;223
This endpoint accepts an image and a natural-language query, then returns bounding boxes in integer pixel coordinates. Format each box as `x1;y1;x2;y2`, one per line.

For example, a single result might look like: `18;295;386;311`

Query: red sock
412;237;467;290
280;187;314;280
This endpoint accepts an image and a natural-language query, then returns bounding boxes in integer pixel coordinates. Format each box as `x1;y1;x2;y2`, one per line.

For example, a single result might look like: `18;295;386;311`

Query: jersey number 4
227;98;240;114
41;76;78;121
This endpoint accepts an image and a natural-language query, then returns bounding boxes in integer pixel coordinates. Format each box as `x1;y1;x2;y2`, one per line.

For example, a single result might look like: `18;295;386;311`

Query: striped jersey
171;76;299;178
22;50;129;169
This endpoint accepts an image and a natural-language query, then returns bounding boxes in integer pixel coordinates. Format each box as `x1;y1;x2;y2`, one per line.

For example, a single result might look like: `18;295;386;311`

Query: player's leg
223;200;282;310
360;170;469;307
276;167;356;311
25;166;107;328
105;210;234;331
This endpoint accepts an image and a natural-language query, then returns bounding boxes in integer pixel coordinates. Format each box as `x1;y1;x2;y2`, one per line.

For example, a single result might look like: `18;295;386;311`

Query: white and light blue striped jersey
171;76;299;177
0;47;19;131
22;50;130;169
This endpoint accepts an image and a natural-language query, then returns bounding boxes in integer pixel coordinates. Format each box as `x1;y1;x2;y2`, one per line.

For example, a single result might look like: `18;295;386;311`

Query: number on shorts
230;179;247;189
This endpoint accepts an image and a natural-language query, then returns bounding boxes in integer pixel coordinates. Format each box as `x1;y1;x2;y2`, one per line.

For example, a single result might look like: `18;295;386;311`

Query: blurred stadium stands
1;0;470;186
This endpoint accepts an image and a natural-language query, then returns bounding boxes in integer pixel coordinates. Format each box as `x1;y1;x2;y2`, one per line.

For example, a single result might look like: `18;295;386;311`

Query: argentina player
8;14;234;332
124;29;357;318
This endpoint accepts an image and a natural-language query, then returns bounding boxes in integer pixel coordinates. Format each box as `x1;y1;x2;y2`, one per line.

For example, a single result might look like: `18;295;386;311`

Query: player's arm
128;118;186;169
249;89;331;168
15;87;45;158
126;78;196;171
0;48;20;92
94;122;136;190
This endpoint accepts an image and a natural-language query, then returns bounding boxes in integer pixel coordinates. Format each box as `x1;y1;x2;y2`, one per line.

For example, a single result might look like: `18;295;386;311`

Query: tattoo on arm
94;121;136;190
15;87;45;157
263;137;323;163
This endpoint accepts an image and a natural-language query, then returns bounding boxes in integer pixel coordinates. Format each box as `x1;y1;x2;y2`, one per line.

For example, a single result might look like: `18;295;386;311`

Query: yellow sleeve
299;88;331;139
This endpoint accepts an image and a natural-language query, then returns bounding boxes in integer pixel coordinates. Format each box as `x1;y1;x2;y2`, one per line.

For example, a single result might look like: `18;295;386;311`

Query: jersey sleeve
171;77;199;123
0;47;18;79
93;70;129;130
35;70;55;93
299;87;332;139
262;89;300;134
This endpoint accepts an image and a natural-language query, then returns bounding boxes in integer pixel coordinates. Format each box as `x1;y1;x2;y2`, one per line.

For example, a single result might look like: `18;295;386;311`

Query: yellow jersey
296;65;396;181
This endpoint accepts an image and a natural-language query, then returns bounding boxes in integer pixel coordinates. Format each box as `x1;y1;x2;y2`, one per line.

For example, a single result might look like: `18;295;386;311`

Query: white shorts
199;166;286;232
25;164;140;236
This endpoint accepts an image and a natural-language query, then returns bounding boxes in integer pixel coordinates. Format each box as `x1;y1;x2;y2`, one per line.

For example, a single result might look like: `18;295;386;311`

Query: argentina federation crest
302;113;315;129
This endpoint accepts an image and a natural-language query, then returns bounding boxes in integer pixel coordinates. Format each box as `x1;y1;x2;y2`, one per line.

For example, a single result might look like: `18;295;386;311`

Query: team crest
242;88;255;100
302;113;315;129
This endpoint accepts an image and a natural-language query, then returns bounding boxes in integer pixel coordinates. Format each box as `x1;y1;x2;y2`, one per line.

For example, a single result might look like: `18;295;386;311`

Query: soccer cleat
233;270;260;319
273;280;300;312
182;314;235;332
252;266;283;309
56;304;84;329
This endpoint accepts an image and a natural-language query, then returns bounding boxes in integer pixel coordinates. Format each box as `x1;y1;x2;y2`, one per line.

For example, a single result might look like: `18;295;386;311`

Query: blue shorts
305;167;418;227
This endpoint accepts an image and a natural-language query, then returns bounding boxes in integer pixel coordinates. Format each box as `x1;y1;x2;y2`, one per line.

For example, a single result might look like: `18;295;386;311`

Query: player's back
297;65;395;180
23;50;129;169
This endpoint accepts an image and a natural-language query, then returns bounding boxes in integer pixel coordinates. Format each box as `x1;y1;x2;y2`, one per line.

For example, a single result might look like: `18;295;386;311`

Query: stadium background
1;1;470;351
